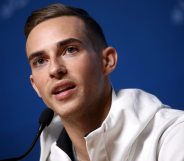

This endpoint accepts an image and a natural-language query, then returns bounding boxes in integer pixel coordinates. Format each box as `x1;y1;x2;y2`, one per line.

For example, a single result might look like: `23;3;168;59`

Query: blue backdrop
0;0;183;160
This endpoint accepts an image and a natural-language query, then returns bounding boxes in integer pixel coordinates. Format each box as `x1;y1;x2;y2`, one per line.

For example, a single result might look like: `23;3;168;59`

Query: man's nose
49;59;67;79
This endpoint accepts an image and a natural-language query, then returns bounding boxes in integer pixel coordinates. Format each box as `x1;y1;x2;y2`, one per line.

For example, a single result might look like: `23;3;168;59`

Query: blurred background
0;0;183;160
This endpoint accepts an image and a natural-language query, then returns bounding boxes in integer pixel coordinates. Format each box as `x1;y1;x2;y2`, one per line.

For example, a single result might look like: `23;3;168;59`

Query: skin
26;16;117;161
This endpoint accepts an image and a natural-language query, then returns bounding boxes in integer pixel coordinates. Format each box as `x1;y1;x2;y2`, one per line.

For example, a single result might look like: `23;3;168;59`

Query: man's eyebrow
56;38;83;48
28;51;45;63
28;38;83;63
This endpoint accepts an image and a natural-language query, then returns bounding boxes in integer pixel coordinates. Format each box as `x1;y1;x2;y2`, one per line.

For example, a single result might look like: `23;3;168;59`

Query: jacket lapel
56;128;75;161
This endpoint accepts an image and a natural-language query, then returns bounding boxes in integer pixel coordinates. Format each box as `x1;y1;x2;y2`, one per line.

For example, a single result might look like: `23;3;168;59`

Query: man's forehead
26;16;88;55
34;16;84;29
27;16;85;40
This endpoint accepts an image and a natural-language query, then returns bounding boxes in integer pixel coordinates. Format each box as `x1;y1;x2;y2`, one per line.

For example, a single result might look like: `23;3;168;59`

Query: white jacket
40;89;184;161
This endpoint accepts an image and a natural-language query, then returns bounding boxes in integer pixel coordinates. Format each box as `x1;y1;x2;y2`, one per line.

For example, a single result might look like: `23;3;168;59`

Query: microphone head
39;108;54;126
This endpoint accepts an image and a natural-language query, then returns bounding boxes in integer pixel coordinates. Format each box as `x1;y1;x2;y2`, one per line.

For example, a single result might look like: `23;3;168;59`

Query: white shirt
40;89;184;161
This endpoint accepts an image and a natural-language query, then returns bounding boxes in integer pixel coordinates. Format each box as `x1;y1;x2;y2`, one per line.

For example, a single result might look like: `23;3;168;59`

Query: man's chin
53;102;82;119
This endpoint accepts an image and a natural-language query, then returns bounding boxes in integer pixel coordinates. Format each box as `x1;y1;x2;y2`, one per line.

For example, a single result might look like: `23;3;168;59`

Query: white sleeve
158;122;184;161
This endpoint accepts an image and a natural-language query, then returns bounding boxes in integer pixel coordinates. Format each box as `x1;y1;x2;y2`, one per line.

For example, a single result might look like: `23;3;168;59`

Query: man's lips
51;81;76;100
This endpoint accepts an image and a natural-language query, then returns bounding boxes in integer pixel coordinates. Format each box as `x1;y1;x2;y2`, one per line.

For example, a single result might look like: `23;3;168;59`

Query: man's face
26;16;108;118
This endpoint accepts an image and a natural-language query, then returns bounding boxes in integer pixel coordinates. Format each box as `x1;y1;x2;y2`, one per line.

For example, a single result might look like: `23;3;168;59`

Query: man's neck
60;86;112;161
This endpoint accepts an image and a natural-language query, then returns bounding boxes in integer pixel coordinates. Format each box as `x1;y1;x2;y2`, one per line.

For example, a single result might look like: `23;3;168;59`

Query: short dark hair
24;3;108;52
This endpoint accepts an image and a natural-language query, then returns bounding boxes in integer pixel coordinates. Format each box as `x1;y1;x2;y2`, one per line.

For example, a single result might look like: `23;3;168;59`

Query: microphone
0;108;54;161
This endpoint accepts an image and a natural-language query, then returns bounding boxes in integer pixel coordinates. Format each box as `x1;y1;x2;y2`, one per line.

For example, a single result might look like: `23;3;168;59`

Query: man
25;3;184;161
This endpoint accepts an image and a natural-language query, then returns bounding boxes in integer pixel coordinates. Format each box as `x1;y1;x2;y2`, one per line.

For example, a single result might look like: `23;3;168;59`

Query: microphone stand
0;108;54;161
1;124;45;161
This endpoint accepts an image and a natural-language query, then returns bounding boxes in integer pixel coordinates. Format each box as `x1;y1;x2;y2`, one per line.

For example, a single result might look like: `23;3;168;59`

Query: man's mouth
53;84;76;95
52;81;76;100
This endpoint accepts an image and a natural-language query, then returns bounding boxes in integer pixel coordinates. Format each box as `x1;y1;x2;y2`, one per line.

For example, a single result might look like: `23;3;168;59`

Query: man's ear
30;75;41;97
102;46;118;75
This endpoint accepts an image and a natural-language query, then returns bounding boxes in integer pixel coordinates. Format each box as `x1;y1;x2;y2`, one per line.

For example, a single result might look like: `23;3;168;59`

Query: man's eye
65;46;79;55
33;58;46;66
37;59;45;64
